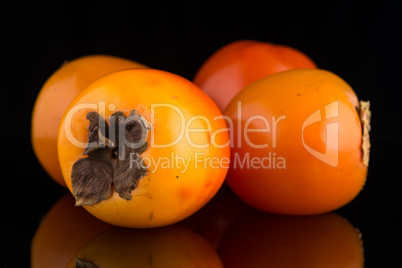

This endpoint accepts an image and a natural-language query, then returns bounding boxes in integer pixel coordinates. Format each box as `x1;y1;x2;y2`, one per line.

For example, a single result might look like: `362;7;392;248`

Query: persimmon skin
31;194;110;268
224;69;368;215
57;69;230;228
31;55;147;187
218;210;364;268
193;40;317;111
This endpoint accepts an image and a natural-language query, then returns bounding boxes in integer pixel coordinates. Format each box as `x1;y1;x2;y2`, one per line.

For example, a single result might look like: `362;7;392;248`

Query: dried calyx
359;101;371;167
71;110;152;206
74;257;98;268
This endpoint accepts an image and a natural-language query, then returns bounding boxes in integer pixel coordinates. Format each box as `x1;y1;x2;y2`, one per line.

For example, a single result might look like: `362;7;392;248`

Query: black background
1;0;402;267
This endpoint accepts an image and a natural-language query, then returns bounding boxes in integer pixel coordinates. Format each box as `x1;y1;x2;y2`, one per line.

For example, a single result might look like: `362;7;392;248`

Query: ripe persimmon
57;69;230;228
193;40;317;111
224;69;370;215
66;225;223;268
31;55;147;187
218;210;364;268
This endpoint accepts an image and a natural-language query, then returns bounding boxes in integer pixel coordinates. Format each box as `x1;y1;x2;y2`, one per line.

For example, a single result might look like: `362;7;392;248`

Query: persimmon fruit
57;68;230;228
224;69;371;215
193;40;317;111
31;55;147;187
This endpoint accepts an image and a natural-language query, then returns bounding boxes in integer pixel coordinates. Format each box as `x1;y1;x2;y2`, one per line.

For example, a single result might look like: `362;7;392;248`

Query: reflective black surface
2;0;402;267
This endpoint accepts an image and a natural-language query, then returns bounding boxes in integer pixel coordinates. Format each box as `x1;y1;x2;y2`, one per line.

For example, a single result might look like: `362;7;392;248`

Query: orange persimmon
57;68;230;228
31;55;147;187
193;40;317;111
224;69;370;215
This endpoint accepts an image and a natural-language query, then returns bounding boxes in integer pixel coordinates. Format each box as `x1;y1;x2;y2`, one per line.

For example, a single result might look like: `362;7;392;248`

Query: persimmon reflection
218;210;364;268
181;186;250;249
30;193;110;268
65;224;223;268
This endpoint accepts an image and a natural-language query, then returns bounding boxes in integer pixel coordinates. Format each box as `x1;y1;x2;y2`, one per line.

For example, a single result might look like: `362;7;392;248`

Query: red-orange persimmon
193;40;317;111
